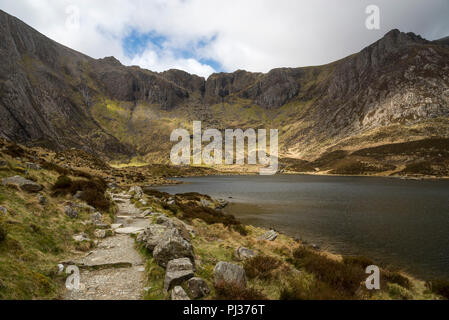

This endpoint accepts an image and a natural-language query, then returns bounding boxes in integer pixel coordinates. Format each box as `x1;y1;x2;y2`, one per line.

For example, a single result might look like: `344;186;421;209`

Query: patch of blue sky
122;29;222;72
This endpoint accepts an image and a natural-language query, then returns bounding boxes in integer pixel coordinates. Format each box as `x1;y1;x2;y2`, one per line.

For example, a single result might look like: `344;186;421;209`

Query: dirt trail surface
64;193;150;300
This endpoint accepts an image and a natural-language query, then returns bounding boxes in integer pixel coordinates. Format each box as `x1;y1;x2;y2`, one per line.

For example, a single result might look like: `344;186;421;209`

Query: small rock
37;194;47;205
213;262;247;287
200;198;212;207
0;206;7;215
73;233;90;242
216;198;228;209
94;229;106;239
107;182;118;189
139;199;148;206
187;277;210;299
2;175;43;193
74;190;84;199
64;205;78;218
129;186;143;199
25;162;41;170
164;258;194;292
0;160;8;167
171;286;190;300
111;223;123;230
114;226;145;235
167;199;175;205
257;230;278;241
94;222;109;229
90;212;102;223
235;247;256;261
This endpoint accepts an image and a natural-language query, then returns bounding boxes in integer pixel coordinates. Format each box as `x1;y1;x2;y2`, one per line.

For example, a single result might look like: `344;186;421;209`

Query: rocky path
64;192;151;300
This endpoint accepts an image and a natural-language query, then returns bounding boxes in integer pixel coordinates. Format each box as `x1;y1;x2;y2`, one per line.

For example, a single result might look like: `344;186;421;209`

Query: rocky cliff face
0;9;448;165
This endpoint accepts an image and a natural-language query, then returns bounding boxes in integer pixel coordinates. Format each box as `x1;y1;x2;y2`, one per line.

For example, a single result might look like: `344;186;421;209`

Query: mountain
1;9;449;175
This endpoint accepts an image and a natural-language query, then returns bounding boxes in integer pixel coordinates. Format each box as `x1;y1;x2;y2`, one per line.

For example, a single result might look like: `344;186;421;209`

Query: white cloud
0;0;448;78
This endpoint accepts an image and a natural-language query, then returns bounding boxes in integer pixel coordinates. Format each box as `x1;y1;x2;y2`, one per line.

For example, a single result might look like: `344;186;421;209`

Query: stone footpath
64;191;150;300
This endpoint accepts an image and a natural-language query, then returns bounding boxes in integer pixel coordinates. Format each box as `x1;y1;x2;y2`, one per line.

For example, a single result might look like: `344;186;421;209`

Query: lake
155;175;449;280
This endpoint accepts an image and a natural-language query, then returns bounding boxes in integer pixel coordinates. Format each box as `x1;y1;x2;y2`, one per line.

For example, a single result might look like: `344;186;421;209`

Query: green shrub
387;283;413;300
214;281;267;300
53;175;72;189
383;271;411;290
244;255;282;280
231;224;248;236
52;175;110;210
290;246;365;296
427;279;449;299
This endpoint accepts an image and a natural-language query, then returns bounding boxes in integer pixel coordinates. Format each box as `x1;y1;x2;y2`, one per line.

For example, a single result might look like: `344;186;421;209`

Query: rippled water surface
155;175;449;280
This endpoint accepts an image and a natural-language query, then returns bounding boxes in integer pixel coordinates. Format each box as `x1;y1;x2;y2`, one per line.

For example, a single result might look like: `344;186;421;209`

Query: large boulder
137;224;170;251
2;176;43;193
156;215;191;241
187;277;210;299
213;262;247;287
153;229;195;268
171;286;190;300
235;247;256;261
164;258;194;292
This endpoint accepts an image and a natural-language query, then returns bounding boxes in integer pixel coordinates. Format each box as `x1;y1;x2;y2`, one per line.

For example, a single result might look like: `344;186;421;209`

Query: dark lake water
155;175;449;280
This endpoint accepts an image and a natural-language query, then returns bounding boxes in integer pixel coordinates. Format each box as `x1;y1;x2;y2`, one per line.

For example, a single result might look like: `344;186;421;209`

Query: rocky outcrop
1;9;449;166
1;175;43;193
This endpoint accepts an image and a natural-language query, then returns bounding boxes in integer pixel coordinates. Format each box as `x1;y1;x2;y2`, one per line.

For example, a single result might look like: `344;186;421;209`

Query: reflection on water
155;175;449;280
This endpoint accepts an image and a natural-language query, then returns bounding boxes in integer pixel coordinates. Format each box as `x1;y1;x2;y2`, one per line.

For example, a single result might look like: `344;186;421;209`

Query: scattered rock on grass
2;175;43;193
73;233;90;242
214;261;247;287
37;194;47;205
187;277;210;299
64;205;78;218
0;206;7;215
94;229;106;239
257;230;278;241
235;247;256;261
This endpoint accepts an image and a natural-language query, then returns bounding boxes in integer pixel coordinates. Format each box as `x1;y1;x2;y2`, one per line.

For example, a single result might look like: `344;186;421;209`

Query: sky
0;0;448;78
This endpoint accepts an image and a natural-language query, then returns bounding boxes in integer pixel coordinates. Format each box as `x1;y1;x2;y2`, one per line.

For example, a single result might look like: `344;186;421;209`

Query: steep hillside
1;9;448;175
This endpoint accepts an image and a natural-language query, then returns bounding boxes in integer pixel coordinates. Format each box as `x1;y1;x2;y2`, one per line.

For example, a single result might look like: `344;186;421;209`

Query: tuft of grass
214;281;267;300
